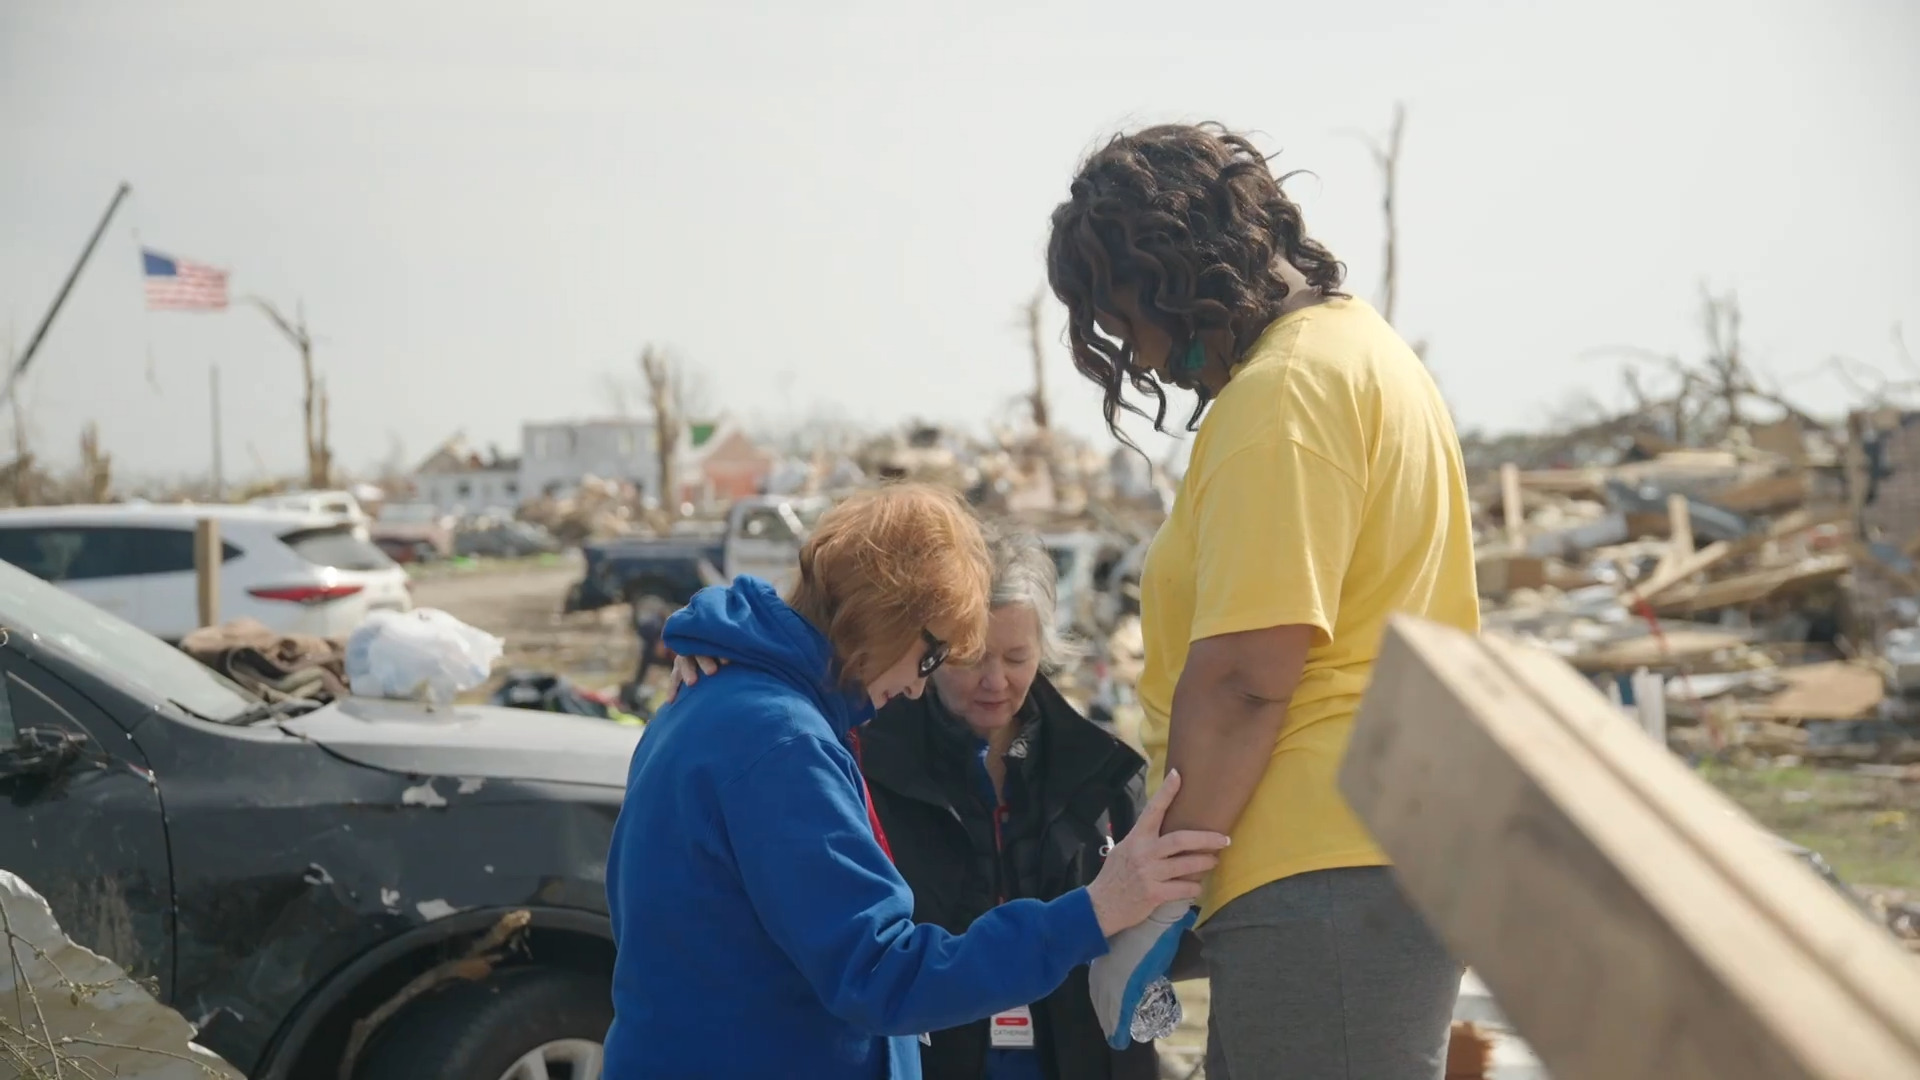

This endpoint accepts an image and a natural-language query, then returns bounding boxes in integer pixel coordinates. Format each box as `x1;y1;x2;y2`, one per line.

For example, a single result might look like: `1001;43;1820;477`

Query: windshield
0;559;255;721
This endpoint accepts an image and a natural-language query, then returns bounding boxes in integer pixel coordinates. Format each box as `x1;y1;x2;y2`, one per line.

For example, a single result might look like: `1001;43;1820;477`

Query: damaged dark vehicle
0;557;634;1079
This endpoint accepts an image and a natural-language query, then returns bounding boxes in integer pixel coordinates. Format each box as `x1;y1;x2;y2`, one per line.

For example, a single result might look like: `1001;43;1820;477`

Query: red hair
786;484;990;686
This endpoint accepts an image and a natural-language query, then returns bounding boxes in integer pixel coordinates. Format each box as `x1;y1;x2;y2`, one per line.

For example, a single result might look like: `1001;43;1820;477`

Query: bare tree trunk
250;297;330;489
10;388;31;508
1025;289;1050;433
641;345;682;516
1378;103;1405;325
316;375;332;488
79;420;111;502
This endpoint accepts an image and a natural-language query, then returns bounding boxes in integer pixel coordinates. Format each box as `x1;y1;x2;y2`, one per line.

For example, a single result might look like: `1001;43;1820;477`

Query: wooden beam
1712;471;1809;514
1500;462;1523;549
193;518;220;629
1512;467;1607;497
1663;493;1694;565
1621;539;1731;609
1651;552;1852;615
1340;617;1920;1080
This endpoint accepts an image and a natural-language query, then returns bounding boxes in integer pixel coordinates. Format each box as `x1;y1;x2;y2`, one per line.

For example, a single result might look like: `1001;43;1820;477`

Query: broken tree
638;344;694;517
250;297;333;489
1340;616;1920;1080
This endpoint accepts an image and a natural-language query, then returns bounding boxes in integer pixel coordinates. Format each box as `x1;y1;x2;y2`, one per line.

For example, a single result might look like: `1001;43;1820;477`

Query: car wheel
355;966;610;1080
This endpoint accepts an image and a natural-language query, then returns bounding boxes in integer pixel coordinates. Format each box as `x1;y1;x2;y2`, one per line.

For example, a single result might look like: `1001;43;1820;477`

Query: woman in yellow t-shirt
1046;124;1480;1079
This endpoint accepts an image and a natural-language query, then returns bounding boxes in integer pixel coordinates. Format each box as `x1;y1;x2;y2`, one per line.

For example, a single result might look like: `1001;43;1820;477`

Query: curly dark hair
1045;123;1346;443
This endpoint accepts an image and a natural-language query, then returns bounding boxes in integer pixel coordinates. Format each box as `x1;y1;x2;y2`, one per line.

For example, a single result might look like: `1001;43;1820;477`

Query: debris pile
517;475;642;543
1476;413;1920;773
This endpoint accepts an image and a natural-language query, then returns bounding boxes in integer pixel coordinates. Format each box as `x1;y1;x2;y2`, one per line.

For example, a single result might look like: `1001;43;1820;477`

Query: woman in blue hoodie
603;484;1228;1079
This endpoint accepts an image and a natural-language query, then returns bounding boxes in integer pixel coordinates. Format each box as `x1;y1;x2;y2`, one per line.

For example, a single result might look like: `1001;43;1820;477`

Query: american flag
142;248;229;311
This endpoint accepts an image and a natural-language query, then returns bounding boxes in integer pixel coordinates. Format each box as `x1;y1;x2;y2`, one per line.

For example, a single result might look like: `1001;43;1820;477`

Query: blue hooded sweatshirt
603;577;1110;1079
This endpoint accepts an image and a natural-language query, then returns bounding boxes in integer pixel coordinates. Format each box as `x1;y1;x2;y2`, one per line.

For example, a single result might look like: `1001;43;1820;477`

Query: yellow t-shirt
1137;296;1480;920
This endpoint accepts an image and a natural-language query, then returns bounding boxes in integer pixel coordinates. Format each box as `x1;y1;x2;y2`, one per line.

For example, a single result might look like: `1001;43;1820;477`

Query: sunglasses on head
918;628;950;679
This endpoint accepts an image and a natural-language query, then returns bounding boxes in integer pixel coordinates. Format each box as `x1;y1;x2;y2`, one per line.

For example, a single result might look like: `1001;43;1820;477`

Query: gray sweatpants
1200;867;1460;1079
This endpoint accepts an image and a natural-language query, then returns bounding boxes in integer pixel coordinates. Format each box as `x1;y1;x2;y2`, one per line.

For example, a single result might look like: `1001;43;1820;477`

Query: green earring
1177;340;1206;374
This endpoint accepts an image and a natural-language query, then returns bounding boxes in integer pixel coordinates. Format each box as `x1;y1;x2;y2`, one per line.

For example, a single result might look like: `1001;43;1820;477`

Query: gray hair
985;527;1079;672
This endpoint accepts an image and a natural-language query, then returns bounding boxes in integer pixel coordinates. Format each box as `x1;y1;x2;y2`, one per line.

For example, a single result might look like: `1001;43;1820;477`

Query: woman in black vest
856;529;1162;1080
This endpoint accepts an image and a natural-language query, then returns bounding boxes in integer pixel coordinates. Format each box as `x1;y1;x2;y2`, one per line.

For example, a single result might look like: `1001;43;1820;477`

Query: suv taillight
247;584;365;605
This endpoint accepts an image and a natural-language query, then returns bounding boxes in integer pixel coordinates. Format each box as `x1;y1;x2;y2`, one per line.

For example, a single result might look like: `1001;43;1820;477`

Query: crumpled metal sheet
1;869;243;1079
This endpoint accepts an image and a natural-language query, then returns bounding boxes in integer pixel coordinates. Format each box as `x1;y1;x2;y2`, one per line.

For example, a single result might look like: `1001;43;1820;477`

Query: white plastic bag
345;608;504;706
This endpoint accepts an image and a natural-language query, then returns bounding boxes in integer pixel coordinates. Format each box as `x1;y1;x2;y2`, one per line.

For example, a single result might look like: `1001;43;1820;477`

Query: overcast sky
2;0;1916;483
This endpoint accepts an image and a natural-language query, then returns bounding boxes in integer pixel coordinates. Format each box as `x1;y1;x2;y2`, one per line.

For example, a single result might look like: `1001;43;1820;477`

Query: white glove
1087;899;1197;1049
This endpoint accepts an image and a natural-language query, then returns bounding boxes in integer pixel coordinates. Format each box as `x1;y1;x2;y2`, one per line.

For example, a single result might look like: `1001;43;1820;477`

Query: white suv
0;504;413;641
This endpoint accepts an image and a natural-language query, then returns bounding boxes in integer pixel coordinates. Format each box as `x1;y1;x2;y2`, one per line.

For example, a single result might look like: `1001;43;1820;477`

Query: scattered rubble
1477;410;1920;778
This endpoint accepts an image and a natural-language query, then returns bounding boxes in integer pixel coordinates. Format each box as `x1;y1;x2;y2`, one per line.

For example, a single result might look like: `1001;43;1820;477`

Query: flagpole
210;364;225;500
2;181;132;409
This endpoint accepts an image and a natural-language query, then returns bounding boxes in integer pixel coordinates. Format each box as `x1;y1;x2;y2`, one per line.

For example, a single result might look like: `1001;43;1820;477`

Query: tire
355;965;611;1080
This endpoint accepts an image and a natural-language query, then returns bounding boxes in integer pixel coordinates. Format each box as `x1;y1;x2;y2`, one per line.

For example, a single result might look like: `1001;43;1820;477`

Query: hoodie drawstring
847;730;894;863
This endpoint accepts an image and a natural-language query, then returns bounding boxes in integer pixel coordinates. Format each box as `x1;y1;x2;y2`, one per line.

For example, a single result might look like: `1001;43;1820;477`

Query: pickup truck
565;495;832;613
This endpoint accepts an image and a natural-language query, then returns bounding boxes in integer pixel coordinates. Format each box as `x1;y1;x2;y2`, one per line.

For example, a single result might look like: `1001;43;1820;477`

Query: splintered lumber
1621;539;1732;609
1475;551;1547;597
1513;466;1607;498
1501;462;1523;548
1663;492;1695;569
1713;471;1810;514
1651;552;1852;615
1340;616;1920;1080
1737;661;1885;723
1569;626;1751;674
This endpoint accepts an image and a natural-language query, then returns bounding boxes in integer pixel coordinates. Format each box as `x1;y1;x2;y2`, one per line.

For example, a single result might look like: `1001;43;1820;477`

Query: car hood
279;697;641;788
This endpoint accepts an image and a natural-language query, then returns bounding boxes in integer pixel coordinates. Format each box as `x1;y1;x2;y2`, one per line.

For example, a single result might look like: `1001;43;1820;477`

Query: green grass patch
1697;760;1920;889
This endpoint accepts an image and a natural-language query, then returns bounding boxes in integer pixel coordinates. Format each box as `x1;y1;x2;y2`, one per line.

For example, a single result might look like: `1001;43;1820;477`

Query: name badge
989;1005;1036;1050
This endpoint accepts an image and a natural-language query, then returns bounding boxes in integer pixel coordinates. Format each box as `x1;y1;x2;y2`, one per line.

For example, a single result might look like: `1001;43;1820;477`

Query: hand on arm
1085;770;1231;935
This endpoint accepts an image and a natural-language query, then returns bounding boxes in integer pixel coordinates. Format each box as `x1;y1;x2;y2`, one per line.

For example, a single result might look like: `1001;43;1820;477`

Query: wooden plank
1501;463;1523;549
1652;552;1851;614
1621;540;1732;609
1475;552;1547;598
193;517;220;629
1340;616;1920;1080
1514;467;1607;497
1713;471;1809;514
1664;492;1694;568
1723;507;1823;559
1737;661;1883;723
1570;627;1752;674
